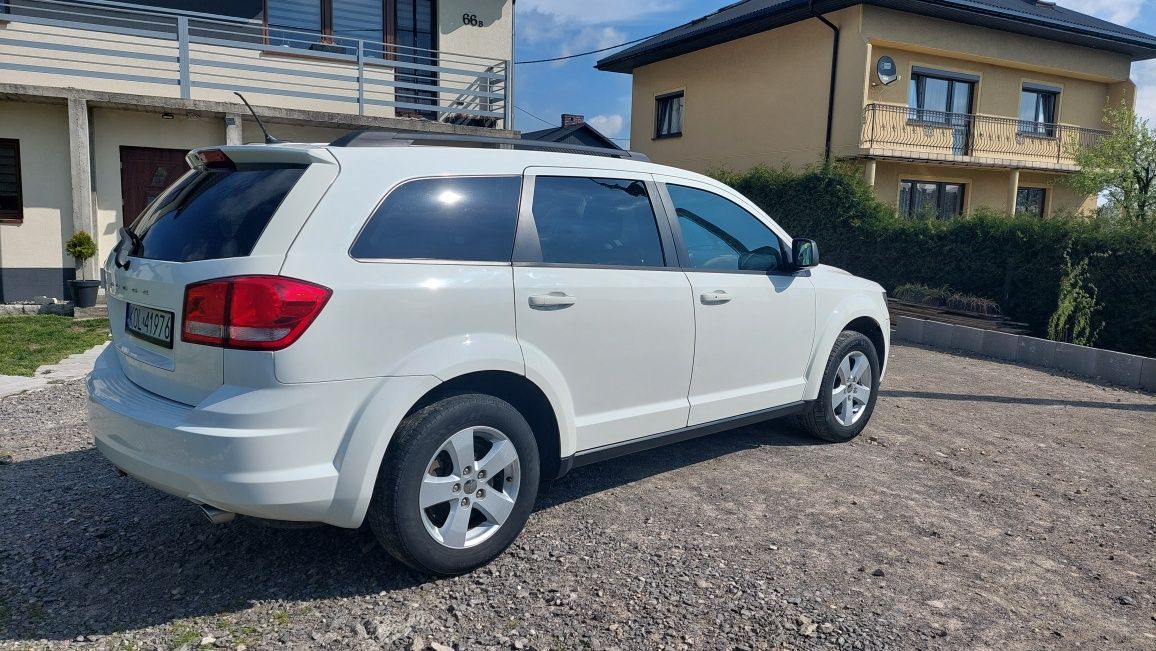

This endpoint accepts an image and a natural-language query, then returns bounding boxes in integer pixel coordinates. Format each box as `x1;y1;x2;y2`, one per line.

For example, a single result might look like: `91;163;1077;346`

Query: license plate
125;303;174;348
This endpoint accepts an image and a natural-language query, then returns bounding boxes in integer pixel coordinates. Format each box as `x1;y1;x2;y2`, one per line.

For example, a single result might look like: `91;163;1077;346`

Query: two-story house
0;0;513;301
596;0;1156;220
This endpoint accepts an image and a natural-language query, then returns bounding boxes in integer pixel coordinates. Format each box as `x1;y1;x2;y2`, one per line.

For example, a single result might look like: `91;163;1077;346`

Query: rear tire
798;331;881;443
367;393;540;575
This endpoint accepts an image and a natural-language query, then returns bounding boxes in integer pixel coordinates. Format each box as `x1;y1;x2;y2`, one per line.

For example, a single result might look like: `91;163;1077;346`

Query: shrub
710;165;1156;357
65;231;97;266
1047;247;1104;347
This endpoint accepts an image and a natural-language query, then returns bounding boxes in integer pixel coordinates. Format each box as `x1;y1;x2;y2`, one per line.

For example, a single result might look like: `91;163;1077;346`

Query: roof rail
328;130;650;161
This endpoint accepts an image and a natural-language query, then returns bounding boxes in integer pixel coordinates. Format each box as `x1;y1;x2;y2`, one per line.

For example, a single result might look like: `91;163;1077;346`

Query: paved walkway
0;342;108;399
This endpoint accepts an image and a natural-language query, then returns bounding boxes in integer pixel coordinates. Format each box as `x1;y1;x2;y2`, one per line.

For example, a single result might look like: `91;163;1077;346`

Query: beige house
597;0;1156;220
0;0;513;301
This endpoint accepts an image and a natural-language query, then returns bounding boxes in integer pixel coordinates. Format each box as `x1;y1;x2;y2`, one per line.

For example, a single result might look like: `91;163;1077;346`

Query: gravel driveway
1;344;1153;651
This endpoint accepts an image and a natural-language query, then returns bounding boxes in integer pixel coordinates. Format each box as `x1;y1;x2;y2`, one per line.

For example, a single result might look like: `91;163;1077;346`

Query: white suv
88;134;889;575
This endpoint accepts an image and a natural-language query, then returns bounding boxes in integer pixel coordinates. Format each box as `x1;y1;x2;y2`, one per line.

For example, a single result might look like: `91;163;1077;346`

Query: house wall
629;7;864;173
0;101;74;301
872;162;1096;216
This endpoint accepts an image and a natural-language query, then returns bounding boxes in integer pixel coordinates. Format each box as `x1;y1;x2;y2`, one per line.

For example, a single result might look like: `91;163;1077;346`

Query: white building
0;0;514;300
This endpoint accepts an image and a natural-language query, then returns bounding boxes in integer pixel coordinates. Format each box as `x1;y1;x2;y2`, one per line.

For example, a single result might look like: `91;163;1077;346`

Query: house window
899;180;964;220
655;92;684;138
1016;187;1047;218
0;139;22;223
908;71;974;122
264;1;433;58
1019;84;1059;137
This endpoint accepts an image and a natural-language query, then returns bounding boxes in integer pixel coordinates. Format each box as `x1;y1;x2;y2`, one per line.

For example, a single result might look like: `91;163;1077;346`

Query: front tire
798;331;881;442
367;393;540;575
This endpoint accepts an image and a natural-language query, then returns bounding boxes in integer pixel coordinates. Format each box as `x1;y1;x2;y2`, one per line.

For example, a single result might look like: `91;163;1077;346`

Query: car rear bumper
87;346;408;527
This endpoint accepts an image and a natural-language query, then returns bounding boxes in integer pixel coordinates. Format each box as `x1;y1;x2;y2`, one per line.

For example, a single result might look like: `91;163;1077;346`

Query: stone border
0;303;73;317
893;316;1156;392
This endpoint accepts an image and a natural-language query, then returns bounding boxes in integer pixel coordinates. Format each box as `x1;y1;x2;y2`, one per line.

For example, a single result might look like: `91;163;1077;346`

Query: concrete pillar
67;96;97;281
864;159;877;187
225;113;243;145
1007;169;1020;215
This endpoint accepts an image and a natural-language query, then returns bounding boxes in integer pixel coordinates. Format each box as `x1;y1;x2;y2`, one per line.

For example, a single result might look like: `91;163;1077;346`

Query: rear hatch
105;145;338;405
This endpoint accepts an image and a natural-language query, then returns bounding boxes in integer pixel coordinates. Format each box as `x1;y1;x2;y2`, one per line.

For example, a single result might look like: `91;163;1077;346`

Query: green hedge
713;165;1156;358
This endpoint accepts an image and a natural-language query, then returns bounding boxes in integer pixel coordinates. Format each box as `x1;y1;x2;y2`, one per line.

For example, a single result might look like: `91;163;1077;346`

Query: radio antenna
234;92;282;144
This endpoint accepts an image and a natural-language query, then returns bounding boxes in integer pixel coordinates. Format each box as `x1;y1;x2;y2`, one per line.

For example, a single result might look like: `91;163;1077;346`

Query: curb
893;316;1156;392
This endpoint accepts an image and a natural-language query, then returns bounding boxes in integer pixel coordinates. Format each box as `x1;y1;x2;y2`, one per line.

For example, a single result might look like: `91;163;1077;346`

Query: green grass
0;315;109;376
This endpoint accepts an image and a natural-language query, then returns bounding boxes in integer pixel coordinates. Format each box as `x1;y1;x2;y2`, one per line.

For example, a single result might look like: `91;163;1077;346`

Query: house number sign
462;13;485;26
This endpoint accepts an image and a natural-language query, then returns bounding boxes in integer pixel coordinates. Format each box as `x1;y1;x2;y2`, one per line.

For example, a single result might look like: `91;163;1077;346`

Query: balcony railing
860;103;1106;168
0;0;509;127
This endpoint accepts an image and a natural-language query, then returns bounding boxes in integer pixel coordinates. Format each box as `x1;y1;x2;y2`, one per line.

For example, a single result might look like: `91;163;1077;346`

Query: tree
1066;103;1156;224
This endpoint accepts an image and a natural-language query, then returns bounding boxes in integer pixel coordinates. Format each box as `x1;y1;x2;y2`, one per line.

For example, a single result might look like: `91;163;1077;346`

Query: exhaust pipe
199;504;236;525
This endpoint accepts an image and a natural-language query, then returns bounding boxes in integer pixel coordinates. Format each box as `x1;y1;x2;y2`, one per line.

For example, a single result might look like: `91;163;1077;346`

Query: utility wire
514;33;655;64
514;106;631;143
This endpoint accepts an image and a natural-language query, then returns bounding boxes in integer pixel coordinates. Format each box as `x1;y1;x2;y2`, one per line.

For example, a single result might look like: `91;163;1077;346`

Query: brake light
195;149;235;170
181;276;331;351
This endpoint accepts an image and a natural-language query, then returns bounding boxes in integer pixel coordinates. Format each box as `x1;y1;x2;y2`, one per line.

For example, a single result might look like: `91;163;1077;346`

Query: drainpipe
809;0;839;165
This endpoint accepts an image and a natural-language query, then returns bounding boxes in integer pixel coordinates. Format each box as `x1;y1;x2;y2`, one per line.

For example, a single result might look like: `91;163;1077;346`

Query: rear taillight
181;276;331;351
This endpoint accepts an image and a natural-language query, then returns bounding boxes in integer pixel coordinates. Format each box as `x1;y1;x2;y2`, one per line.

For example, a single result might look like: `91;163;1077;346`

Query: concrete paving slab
923;321;954;349
893;316;925;344
1096;350;1145;388
981;330;1019;362
1017;337;1056;368
1055;343;1098;378
950;325;985;354
0;342;107;399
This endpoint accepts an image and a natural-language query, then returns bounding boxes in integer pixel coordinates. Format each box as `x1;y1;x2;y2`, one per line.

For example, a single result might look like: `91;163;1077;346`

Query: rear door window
132;165;306;262
530;176;665;267
351;176;522;262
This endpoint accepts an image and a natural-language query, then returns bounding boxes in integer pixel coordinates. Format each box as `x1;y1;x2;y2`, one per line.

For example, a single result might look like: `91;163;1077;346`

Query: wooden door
120;146;189;226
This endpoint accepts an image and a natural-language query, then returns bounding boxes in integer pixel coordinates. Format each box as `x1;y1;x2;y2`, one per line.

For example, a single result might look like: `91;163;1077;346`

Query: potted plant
66;230;100;308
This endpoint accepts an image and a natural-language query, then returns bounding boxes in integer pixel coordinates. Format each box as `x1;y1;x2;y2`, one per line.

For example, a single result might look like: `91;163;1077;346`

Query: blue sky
513;0;1156;147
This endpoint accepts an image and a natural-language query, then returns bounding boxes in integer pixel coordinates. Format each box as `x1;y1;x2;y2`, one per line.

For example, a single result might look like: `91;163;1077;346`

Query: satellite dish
877;56;898;86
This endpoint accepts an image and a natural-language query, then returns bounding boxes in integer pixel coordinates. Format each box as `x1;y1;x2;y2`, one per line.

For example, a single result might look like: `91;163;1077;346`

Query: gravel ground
1;343;1153;651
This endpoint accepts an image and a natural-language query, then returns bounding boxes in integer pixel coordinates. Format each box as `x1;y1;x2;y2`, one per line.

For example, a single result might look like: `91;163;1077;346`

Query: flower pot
69;279;100;308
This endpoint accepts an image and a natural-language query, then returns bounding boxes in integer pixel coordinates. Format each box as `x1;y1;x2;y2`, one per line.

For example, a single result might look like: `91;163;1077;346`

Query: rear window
131;165;305;262
350;176;522;262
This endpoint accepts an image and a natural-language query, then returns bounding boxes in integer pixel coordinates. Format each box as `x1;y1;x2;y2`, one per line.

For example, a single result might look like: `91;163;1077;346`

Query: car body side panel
802;266;890;401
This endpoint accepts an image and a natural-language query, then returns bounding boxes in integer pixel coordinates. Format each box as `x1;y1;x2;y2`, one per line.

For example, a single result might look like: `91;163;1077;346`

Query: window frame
1016;186;1047;218
349;174;525;265
262;0;435;55
898;179;966;220
906;67;971;124
654;91;684;139
513;173;678;270
659;182;794;276
1018;83;1060;138
0;138;24;224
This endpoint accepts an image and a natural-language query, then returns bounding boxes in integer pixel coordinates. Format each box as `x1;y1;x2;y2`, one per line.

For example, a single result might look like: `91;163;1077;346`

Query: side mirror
792;238;820;268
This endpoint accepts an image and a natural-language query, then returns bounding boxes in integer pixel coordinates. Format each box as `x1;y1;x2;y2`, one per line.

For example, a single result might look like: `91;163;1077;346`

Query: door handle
529;292;576;309
700;290;732;305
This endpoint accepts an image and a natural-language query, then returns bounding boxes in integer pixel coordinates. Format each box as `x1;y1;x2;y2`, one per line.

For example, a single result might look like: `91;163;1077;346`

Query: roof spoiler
328;130;650;161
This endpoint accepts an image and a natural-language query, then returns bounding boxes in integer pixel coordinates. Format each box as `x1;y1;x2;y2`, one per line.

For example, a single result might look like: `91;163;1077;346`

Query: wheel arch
803;300;890;402
404;371;564;481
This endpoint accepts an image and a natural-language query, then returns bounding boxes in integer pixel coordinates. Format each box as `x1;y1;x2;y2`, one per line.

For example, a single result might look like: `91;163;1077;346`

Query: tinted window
532;177;665;267
667;185;785;272
133;165;305;262
899;180;964;220
351;176;521;262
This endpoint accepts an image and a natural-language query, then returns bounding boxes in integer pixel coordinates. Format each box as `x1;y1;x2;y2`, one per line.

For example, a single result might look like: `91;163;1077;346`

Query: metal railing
860;103;1106;166
0;0;510;127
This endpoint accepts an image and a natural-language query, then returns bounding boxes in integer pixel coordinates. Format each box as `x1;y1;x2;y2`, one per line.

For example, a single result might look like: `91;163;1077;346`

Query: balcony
0;0;509;128
859;103;1106;171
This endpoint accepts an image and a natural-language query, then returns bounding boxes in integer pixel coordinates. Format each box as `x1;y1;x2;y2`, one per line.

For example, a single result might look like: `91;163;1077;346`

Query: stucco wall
630;7;863;173
90;109;225;260
0;101;72;268
871;162;1094;217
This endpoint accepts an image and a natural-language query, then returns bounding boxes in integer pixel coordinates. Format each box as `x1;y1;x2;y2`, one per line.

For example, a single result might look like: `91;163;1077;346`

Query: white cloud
517;0;679;25
1133;60;1156;123
588;113;625;138
1059;0;1147;26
